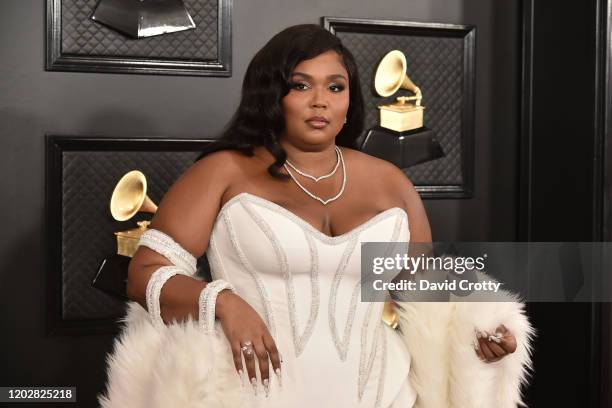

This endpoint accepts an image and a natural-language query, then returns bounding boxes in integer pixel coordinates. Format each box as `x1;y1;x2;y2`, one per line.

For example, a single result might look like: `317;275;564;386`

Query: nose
310;87;328;109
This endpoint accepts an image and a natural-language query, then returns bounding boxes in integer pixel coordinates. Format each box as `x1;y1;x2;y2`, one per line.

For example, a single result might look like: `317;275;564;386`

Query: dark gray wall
0;0;521;405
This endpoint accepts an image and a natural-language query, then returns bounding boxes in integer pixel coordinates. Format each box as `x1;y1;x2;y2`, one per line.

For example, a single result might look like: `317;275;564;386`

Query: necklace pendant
285;146;341;182
283;146;347;206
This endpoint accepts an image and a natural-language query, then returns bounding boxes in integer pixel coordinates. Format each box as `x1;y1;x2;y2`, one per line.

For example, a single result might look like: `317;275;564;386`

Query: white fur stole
98;302;244;408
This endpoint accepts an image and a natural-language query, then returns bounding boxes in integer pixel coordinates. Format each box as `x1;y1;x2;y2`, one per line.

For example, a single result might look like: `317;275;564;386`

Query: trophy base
379;104;424;132
361;126;445;169
92;254;130;300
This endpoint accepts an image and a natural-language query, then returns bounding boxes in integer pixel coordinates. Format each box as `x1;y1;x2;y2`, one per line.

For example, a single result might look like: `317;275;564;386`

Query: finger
486;339;508;358
500;333;517;354
263;333;282;386
478;337;496;361
491;325;517;353
254;339;270;393
473;340;486;361
497;324;509;334
230;341;245;385
241;340;257;394
500;338;517;354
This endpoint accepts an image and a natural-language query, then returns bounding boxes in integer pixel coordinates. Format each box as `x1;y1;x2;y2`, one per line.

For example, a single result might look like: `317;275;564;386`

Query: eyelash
290;82;346;92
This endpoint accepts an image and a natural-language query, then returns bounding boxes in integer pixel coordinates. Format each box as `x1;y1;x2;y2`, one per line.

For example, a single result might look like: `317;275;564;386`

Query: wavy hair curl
196;24;364;178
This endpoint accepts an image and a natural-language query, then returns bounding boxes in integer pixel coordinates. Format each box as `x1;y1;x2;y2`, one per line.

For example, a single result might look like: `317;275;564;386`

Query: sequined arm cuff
198;279;236;333
146;265;190;327
138;229;197;276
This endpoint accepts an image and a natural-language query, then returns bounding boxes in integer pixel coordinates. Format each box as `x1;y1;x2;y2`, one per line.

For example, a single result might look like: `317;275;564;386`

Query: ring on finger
241;341;254;356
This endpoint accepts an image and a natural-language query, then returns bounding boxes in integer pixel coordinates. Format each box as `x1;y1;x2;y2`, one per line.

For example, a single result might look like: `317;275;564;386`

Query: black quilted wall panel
60;149;200;320
331;23;474;188
61;0;218;60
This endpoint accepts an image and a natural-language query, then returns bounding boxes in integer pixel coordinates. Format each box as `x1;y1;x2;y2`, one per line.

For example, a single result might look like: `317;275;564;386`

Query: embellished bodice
207;192;416;407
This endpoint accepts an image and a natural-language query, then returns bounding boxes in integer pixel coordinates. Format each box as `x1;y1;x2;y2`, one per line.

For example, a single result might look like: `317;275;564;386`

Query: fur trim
395;272;535;408
100;276;534;407
396;302;455;408
98;302;244;408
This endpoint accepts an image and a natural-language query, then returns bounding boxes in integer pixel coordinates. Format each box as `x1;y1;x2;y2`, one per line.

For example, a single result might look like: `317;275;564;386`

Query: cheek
282;93;306;116
282;103;300;129
334;93;350;116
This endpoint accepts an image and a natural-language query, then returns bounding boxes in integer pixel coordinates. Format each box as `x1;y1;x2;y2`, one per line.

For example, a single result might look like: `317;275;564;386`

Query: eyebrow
291;72;348;81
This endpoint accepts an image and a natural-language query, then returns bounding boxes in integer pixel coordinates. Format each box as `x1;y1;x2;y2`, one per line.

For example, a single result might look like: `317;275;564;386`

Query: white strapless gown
206;193;417;408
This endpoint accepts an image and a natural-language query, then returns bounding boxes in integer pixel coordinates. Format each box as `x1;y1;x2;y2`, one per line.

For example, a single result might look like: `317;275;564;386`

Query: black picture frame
46;0;232;76
323;17;476;198
45;135;213;335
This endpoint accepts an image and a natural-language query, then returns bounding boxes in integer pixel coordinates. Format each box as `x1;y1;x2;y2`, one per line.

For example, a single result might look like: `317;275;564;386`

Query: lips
305;116;330;129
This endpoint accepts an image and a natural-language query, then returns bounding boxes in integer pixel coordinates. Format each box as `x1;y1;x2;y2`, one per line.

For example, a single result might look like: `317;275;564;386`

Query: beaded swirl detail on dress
241;200;320;357
223;210;278;339
204;192;414;407
217;192;408;244
358;303;381;399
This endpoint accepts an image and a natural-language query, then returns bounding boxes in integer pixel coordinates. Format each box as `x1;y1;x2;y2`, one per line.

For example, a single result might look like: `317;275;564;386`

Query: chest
222;191;395;239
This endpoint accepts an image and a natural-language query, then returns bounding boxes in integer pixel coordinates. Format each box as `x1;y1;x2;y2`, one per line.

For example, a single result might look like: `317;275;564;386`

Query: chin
285;131;331;146
302;134;336;147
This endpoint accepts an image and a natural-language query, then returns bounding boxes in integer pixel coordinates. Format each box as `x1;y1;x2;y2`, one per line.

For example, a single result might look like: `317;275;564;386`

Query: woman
100;25;533;407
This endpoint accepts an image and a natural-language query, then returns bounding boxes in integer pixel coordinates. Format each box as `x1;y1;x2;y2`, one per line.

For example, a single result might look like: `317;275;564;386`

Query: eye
329;84;346;92
291;82;310;91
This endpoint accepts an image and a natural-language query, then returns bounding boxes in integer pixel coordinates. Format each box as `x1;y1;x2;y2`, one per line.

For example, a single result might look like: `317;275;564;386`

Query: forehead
292;50;348;77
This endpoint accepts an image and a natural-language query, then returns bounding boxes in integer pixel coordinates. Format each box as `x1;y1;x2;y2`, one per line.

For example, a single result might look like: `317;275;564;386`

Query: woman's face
281;50;350;149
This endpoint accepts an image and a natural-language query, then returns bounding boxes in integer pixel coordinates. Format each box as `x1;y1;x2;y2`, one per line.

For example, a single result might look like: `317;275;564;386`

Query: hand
473;324;517;363
216;290;281;397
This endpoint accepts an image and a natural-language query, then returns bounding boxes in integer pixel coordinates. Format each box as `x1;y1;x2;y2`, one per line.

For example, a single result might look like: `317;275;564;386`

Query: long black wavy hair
195;24;364;178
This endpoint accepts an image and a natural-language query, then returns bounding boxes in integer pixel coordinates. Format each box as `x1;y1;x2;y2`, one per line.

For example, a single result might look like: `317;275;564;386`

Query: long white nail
251;378;258;396
275;367;283;388
238;369;244;387
489;335;502;344
263;378;270;398
473;340;480;351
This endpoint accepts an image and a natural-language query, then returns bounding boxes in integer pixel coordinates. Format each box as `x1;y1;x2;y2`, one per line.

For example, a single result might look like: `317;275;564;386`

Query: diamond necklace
283;146;346;206
284;146;341;182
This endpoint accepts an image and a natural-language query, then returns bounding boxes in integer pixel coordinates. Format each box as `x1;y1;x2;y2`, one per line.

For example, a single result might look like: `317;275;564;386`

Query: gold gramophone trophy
92;170;157;299
375;50;425;132
361;50;444;169
110;170;158;257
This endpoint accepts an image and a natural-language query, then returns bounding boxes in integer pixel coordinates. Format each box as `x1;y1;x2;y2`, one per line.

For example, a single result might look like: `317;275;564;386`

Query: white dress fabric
100;192;535;408
207;192;417;407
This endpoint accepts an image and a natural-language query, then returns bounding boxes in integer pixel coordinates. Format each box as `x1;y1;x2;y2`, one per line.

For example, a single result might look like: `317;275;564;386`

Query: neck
280;141;339;175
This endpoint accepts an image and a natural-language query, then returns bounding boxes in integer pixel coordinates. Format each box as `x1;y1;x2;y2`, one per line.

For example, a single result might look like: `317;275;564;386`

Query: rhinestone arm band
138;229;197;276
198;279;236;333
145;265;190;327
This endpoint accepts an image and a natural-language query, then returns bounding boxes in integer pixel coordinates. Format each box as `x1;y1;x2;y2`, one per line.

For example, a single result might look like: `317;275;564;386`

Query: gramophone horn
110;170;157;222
374;50;421;102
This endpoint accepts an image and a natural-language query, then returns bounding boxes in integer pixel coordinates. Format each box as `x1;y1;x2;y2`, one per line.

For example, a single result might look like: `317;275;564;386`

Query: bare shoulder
188;149;245;180
147;149;244;256
342;147;415;192
163;149;243;205
344;147;432;242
